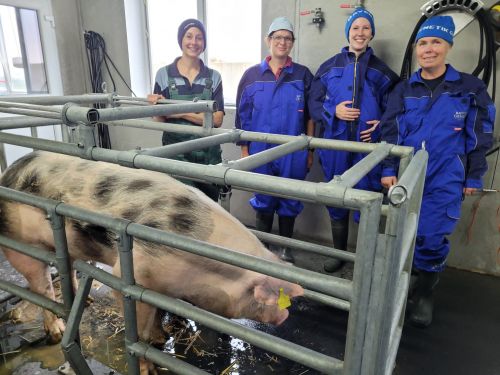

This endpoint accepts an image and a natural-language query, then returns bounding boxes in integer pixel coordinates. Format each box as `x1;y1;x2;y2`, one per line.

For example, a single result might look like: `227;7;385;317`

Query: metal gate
0;94;427;375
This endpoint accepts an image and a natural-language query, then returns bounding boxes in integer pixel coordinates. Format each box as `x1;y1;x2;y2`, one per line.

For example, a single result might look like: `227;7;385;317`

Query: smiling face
266;30;294;59
348;17;373;55
416;36;451;75
181;26;205;58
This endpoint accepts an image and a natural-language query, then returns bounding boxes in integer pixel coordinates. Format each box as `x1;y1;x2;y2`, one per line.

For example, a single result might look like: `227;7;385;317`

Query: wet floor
1;249;500;375
0;287;348;375
0;248;350;375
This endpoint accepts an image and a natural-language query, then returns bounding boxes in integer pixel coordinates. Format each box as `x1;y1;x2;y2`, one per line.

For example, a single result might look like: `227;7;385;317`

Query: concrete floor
1;249;499;375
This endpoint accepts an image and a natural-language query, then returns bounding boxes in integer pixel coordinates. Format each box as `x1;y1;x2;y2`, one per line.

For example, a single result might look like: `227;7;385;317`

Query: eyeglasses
271;35;294;43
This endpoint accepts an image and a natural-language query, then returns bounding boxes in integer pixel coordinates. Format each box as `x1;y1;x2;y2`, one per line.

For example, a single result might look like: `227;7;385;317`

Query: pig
0;151;304;374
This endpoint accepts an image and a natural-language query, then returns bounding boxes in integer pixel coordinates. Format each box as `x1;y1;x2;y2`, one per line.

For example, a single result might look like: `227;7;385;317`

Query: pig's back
0;152;220;259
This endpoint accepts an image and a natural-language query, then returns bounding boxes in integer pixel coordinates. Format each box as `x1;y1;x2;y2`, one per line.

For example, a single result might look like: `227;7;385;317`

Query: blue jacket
381;65;495;189
309;47;398;143
235;58;314;216
235;58;313;147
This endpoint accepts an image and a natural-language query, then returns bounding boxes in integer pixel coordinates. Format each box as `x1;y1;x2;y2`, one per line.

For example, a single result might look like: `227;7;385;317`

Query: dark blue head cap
416;15;455;45
345;8;375;41
178;19;206;51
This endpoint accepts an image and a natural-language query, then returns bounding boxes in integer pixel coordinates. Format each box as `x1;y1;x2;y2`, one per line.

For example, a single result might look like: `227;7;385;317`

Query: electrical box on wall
300;8;325;30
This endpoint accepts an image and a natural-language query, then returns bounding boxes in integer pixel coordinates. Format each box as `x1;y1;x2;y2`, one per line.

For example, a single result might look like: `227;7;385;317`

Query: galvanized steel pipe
0;93;113;105
74;261;344;375
141;132;239;158
230;137;309;171
336;143;393;187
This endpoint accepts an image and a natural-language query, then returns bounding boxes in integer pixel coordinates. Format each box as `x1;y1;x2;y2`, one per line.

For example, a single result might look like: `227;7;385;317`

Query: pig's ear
253;277;304;305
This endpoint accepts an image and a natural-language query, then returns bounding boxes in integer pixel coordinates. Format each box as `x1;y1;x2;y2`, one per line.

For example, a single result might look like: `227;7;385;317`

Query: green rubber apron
161;72;222;200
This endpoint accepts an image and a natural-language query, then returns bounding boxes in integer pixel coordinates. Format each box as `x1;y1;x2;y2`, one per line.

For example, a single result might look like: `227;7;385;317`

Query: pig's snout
272;308;290;326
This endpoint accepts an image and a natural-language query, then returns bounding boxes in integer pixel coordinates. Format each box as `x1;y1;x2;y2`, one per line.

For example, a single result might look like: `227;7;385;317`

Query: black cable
103;50;136;97
84;30;113;149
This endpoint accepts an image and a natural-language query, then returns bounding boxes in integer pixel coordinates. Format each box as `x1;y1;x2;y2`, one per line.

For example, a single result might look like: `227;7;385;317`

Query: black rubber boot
277;216;295;263
256;211;274;233
324;217;348;273
408;271;439;328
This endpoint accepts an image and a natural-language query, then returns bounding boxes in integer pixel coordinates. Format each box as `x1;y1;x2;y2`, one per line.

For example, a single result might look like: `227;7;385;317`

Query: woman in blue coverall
236;17;314;263
380;16;495;327
148;19;224;201
308;8;399;272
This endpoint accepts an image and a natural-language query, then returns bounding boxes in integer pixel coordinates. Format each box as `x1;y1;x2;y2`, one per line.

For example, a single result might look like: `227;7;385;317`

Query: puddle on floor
0;293;343;375
0;273;348;375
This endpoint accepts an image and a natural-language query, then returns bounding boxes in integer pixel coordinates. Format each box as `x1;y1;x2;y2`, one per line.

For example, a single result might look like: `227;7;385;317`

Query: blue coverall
381;65;495;272
309;47;399;220
235;58;313;217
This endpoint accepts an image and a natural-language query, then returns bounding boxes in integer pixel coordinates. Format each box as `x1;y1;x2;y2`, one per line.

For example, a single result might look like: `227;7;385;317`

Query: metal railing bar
60;274;94;375
304;289;351;311
335;143;393;188
114;96;208;106
0;279;65;317
126;222;353;301
0;234;56;265
229;137;309;171
343;198;383;374
128;342;210;375
49;212;75;317
0;94;113;105
68;102;216;124
398;213;418;275
104;118;414;157
385;325;403;375
0;133;82;157
60;275;93;375
73;261;344;375
117;231;141;374
0;116;61;130
0;107;62;119
0;187;352;300
388;150;428;207
389;271;409;342
251;230;356;262
0;101;62;112
141;132;239;158
61;274;93;346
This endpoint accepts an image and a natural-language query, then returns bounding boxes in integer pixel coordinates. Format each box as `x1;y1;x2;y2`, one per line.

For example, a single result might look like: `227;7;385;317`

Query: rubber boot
324;217;348;273
277;216;295;263
408;271;439;328
256;211;274;233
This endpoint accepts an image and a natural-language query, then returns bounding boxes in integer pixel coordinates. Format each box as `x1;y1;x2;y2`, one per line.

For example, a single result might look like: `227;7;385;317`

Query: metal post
203;110;213;132
47;209;75;319
343;196;383;375
60;274;94;375
117;228;140;375
74;123;97;154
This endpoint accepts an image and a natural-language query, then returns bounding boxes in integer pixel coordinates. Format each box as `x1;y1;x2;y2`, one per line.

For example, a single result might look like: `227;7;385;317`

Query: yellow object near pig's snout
277;288;291;310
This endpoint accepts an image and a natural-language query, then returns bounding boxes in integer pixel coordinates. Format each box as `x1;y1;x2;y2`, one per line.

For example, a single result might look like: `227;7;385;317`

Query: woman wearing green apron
148;19;224;201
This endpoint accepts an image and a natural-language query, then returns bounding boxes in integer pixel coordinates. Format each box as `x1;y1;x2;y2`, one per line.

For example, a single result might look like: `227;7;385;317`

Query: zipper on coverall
349;55;359;142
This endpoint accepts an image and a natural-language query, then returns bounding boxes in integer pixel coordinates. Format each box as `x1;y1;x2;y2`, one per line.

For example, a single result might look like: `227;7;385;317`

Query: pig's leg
2;248;65;342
